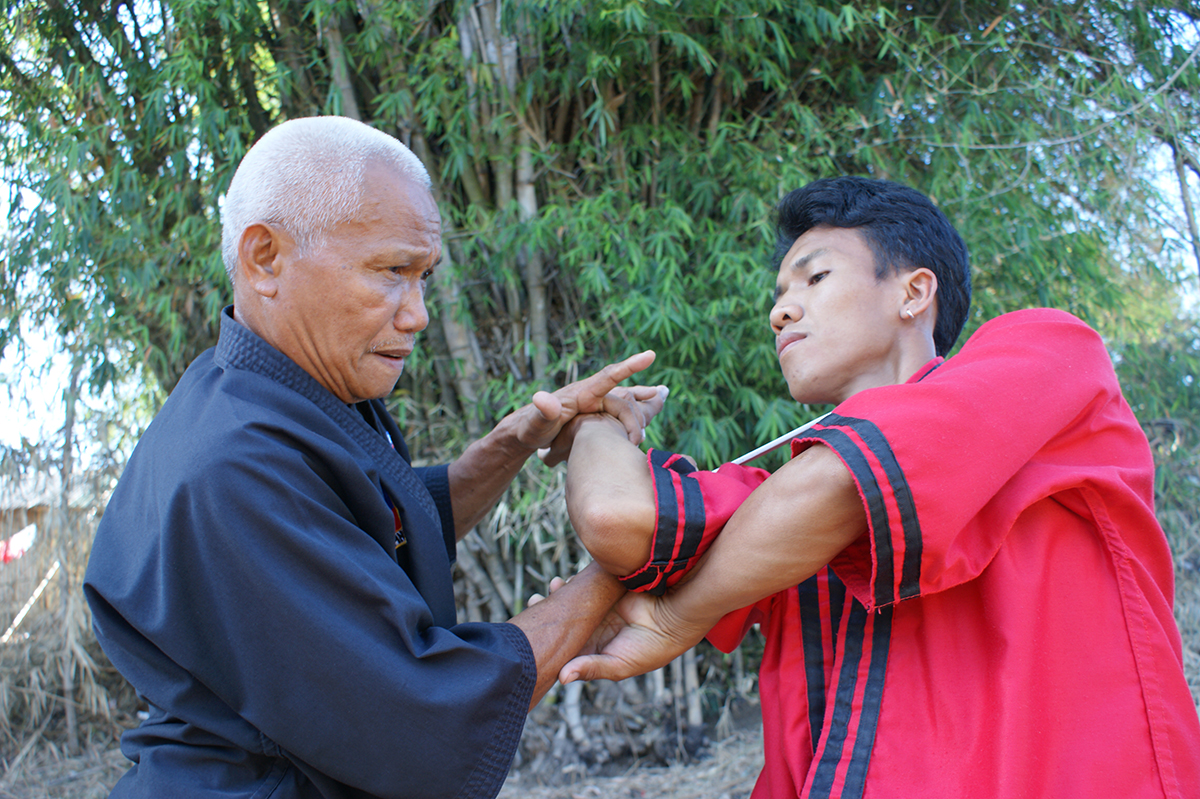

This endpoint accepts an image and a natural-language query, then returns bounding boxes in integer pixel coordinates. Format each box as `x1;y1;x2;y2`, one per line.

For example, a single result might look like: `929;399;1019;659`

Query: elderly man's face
271;165;442;404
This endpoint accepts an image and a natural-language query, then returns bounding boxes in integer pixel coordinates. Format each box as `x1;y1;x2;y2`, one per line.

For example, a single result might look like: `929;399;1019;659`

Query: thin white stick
2;560;61;644
731;412;832;465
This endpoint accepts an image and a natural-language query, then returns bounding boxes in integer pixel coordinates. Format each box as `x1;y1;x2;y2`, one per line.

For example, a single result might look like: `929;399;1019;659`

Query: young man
561;177;1200;798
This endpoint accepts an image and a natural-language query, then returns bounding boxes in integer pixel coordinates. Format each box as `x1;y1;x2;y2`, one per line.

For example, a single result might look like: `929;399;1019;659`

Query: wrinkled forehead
360;164;440;225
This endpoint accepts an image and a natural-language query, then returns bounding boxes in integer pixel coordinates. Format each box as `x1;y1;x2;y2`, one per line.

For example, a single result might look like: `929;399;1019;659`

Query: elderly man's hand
518;351;668;466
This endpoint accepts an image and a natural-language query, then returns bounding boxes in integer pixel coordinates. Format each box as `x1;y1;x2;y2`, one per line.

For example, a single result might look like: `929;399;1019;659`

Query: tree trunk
516;129;548;382
58;356;83;755
321;9;362;119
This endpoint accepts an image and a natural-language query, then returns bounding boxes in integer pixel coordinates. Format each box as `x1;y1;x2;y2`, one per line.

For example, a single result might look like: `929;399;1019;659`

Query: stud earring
903;308;915;320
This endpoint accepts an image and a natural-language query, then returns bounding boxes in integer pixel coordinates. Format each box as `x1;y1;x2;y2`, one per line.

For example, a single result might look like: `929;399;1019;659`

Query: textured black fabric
85;308;535;799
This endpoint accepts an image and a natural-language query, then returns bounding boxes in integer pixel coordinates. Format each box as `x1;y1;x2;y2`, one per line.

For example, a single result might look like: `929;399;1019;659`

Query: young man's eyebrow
774;247;830;300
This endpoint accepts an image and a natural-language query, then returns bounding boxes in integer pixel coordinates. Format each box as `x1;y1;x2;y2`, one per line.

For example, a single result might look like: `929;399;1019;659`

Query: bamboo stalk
58;357;82;754
516;128;548;383
319;12;361;120
683;646;703;728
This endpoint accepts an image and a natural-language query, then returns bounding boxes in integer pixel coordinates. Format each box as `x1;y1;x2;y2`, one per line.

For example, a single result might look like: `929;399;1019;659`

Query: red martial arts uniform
622;309;1200;799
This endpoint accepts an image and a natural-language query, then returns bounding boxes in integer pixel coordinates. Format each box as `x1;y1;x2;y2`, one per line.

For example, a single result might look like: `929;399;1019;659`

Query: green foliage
4;0;1200;757
3;0;1199;476
1113;311;1200;549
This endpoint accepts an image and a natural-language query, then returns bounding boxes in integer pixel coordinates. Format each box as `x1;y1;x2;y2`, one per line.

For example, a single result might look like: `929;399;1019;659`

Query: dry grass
498;724;765;799
1167;513;1200;709
3;462;1199;798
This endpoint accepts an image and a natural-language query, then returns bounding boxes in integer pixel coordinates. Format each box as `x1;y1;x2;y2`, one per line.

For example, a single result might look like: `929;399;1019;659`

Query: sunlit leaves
3;0;1199;475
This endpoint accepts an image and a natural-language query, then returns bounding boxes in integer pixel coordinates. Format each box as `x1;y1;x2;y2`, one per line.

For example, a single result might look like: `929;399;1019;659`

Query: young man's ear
237;223;291;299
900;268;938;320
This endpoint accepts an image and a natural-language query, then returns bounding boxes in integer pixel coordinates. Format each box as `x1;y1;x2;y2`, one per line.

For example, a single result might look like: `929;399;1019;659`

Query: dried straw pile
2;458;1198;799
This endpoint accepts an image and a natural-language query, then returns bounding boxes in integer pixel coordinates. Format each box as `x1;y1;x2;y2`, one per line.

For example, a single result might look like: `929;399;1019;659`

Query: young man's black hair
774;176;971;356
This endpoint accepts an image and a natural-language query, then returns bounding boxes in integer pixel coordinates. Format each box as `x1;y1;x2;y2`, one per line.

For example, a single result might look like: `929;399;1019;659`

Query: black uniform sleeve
415;464;456;562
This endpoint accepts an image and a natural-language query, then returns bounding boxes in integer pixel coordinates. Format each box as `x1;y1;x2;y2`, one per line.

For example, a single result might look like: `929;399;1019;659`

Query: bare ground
496;726;764;799
0;722;765;799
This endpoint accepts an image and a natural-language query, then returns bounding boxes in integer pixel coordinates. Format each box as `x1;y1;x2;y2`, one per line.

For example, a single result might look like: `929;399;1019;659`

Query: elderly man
560;177;1200;798
84;116;660;799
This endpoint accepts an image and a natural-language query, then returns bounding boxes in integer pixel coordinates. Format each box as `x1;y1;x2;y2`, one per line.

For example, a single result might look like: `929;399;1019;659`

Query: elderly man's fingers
602;394;647;445
564;351;657;411
518;354;658;458
526;576;567;608
514;390;566;450
531;390;563;423
534;416;585;467
628;385;669;402
602;384;669;444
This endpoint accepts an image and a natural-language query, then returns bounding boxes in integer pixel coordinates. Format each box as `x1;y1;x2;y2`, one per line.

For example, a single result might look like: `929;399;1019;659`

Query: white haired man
84;116;662;799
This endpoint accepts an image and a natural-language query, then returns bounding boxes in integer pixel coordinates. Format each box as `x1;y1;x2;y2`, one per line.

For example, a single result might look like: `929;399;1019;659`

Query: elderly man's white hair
220;116;432;283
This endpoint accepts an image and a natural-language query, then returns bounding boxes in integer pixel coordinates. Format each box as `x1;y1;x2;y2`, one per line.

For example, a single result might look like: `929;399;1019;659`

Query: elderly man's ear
237;223;293;299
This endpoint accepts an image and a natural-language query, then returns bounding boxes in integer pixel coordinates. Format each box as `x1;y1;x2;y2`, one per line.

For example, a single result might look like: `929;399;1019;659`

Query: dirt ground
497;726;764;799
0;725;764;799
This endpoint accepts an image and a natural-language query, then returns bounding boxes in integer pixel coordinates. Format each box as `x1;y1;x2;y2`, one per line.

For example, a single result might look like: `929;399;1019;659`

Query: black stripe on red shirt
825;414;923;601
807;599;892;799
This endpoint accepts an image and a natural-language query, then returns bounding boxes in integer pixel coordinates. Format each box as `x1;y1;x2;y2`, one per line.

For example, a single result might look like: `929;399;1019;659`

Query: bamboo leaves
2;0;1198;486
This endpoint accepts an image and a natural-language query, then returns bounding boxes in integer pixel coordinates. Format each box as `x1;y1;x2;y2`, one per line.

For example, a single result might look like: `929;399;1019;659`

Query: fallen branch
2;560;61;645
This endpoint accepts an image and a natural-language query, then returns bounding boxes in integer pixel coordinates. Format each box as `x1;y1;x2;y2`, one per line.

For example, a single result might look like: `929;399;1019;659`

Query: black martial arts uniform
85;308;535;799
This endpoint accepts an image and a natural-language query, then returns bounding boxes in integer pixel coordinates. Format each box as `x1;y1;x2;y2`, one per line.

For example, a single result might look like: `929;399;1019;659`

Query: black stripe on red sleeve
825;414;922;600
803;427;898;607
807;414;923;605
649;449;684;568
663;471;706;583
619;450;708;596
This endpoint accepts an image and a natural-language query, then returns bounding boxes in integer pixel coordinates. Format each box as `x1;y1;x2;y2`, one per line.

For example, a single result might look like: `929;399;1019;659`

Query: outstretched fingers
518;351;669;465
567;351;657;411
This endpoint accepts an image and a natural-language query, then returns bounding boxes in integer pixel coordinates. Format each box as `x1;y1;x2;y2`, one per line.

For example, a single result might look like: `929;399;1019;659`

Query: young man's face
770;226;912;406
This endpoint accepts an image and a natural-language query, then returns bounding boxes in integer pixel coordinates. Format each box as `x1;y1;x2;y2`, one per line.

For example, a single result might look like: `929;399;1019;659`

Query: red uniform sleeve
618;451;769;596
792;308;1152;611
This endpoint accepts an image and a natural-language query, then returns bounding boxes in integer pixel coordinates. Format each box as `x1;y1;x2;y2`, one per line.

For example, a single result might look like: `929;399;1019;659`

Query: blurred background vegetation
2;0;1199;792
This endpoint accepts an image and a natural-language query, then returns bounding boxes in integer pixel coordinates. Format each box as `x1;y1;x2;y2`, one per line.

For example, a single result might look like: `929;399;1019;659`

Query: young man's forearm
665;443;866;627
564;415;657;575
558;444;870;686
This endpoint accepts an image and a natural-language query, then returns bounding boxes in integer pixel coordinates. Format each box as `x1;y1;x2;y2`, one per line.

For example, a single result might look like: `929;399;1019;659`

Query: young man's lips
776;331;807;356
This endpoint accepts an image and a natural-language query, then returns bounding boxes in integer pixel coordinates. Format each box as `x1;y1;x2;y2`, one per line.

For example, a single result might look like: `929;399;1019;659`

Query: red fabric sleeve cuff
618;449;759;595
